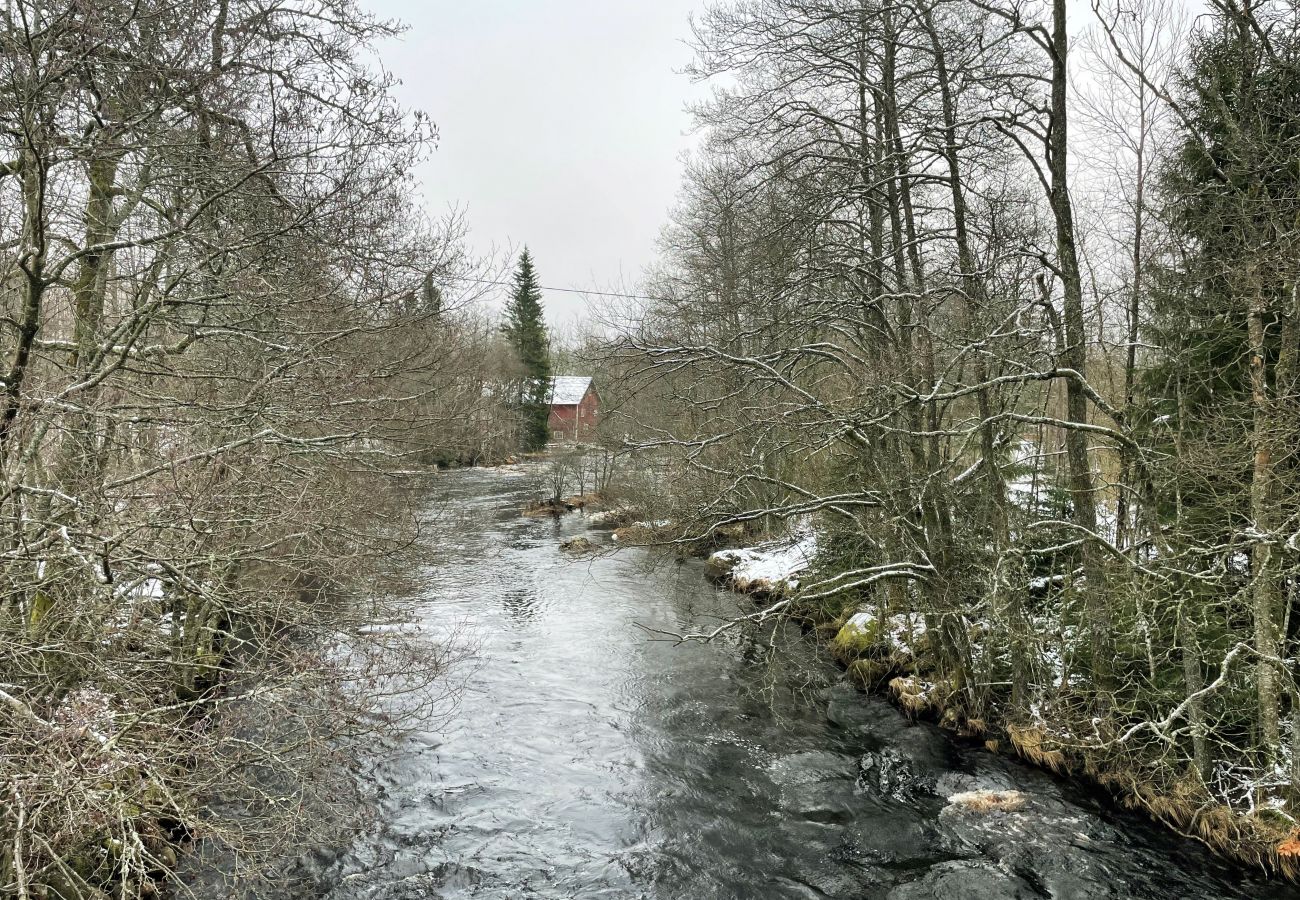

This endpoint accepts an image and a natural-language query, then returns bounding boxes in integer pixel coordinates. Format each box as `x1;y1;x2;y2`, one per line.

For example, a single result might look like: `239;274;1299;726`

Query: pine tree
502;248;552;450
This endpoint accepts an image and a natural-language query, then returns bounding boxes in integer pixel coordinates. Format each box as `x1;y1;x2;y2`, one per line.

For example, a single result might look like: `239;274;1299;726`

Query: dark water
297;467;1298;899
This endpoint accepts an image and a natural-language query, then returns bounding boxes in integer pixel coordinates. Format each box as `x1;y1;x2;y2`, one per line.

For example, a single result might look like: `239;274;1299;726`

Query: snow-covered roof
548;375;593;406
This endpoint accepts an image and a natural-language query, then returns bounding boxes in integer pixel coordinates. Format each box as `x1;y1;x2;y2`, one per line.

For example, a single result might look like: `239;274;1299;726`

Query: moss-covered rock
830;611;884;663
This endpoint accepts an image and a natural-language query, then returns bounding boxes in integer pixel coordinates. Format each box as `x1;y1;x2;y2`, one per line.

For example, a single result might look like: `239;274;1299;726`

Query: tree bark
1049;0;1111;687
1248;287;1281;750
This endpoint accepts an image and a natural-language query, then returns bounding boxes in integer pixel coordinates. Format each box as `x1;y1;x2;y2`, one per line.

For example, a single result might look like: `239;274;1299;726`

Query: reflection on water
198;466;1300;900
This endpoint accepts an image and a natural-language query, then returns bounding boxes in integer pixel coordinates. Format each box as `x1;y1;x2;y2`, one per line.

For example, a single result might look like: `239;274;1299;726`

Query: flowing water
208;466;1300;899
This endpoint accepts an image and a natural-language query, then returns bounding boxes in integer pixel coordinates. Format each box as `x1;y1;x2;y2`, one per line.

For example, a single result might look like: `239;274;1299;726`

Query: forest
1;0;1299;896
0;1;544;895
611;0;1300;873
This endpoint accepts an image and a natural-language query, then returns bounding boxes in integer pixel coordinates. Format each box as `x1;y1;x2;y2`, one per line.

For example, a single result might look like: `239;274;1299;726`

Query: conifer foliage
503;249;553;450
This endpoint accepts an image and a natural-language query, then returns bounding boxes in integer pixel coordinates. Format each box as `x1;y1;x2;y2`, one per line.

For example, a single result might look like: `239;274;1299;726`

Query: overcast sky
362;0;709;329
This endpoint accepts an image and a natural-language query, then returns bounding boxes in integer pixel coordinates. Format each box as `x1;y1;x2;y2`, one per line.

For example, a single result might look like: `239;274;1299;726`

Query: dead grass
889;676;935;715
1091;766;1298;878
847;658;894;688
806;597;1300;881
947;789;1028;814
1007;724;1069;774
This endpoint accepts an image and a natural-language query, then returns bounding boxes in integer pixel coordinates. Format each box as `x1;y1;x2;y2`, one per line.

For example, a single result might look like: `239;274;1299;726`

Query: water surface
292;467;1299;899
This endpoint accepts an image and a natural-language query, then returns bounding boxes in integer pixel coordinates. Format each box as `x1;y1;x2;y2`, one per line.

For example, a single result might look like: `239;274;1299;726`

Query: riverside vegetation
0;2;555;897
602;0;1300;878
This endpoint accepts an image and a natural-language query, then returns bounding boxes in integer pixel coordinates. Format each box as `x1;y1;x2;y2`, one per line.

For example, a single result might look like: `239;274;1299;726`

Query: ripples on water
204;467;1300;900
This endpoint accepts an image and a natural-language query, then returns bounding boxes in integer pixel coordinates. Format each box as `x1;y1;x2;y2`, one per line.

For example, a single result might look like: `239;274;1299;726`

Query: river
216;466;1300;899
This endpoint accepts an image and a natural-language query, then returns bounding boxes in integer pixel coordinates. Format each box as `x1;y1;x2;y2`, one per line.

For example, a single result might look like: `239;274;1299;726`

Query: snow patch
708;529;818;594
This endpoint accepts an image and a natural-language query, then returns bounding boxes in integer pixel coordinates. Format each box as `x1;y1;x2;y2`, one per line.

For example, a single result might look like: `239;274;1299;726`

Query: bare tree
0;2;497;897
610;0;1300;870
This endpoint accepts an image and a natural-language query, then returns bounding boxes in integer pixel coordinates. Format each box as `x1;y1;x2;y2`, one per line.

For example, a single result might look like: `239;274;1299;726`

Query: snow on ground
113;575;165;600
587;506;637;528
844;610;873;633
1028;574;1066;592
709;528;818;594
1006;439;1044;508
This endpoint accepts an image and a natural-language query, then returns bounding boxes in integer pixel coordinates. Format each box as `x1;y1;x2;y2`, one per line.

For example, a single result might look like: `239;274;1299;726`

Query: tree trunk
1248;287;1281;750
1049;0;1111;688
0;151;48;453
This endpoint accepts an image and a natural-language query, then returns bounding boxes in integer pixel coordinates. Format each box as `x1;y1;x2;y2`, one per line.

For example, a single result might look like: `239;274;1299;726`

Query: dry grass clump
1273;832;1300;880
947;789;1029;814
847;658;894;688
522;497;574;516
889;676;936;715
1085;766;1300;878
1007;724;1069;773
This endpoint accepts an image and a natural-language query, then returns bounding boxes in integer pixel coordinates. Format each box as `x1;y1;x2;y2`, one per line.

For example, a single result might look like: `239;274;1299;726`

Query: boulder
830;611;883;662
704;551;741;581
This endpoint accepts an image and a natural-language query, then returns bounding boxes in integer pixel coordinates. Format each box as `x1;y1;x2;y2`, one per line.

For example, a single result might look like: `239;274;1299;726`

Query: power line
444;274;670;304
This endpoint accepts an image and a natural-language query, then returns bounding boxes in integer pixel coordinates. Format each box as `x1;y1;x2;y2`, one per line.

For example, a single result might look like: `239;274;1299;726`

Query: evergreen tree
1141;2;1300;755
502;248;552;450
1142;3;1300;543
421;271;443;319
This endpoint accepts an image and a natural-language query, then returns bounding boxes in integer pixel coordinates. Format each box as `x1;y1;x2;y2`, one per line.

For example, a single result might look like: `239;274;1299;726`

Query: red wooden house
547;376;600;441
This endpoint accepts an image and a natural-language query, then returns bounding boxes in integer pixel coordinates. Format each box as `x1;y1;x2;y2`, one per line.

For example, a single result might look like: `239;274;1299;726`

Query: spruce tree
1141;4;1300;756
1142;6;1300;541
502;248;552;450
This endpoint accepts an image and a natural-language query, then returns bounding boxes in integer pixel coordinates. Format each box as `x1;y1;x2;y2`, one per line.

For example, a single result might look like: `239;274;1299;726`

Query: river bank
695;524;1300;884
181;465;1300;899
